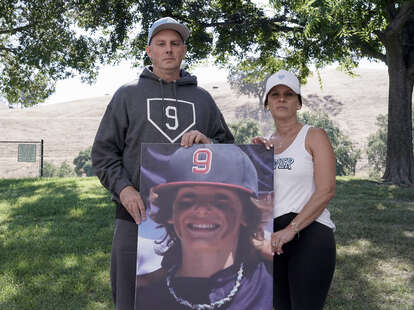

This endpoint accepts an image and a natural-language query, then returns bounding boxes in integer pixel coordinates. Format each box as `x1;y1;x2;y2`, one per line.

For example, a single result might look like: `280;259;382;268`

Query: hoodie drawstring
173;80;180;123
159;78;166;127
158;78;180;132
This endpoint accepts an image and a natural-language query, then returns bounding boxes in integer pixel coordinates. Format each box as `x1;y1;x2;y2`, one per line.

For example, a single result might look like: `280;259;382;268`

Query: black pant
274;213;336;310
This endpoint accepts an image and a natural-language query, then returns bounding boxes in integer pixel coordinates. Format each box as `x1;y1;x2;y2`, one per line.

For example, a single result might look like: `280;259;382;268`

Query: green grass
0;177;413;309
0;177;114;310
325;177;414;310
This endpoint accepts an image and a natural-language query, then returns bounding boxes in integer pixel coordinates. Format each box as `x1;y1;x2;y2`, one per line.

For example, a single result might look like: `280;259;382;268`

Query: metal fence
0;140;44;178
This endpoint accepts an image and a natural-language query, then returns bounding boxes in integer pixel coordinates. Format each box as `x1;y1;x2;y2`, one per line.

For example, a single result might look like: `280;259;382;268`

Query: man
135;144;273;310
91;17;234;310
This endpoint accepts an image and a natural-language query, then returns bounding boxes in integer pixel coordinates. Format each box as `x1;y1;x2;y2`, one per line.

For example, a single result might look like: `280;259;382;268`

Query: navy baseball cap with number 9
152;144;258;198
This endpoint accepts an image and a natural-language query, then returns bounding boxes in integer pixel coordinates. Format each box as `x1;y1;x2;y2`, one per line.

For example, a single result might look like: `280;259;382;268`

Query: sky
44;60;229;105
43;58;386;105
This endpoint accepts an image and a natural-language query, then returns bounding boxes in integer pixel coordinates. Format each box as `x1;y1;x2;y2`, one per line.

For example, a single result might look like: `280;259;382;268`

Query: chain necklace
272;123;302;150
274;137;283;149
270;135;284;149
166;263;244;310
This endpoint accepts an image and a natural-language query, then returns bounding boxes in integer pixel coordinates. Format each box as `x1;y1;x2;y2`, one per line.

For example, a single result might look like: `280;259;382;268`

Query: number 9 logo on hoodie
147;98;196;143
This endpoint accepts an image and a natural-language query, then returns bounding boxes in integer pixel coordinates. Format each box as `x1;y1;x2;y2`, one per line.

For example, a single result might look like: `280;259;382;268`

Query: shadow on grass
1;177;413;310
0;177;115;310
325;178;414;310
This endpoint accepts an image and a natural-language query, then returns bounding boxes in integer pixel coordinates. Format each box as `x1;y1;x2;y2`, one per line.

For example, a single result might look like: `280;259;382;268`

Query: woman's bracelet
290;221;300;238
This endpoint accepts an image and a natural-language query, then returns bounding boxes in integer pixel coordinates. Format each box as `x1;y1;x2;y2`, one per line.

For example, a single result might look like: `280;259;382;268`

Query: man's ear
145;45;151;59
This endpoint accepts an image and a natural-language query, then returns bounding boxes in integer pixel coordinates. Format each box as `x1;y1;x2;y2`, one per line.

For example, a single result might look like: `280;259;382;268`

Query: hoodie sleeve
91;90;133;198
206;97;234;144
210;108;235;144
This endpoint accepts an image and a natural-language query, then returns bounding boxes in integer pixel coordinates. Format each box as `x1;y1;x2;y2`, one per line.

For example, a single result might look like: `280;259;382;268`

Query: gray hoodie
91;66;234;221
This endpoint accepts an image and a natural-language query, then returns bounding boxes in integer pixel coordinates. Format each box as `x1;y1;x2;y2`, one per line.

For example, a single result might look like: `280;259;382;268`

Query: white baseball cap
264;70;301;105
147;17;190;45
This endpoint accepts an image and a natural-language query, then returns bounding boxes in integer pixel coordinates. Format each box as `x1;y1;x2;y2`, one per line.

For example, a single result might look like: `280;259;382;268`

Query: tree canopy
0;0;136;105
2;0;413;185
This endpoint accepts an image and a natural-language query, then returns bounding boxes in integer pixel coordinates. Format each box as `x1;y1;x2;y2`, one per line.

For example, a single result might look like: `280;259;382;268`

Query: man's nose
165;43;173;53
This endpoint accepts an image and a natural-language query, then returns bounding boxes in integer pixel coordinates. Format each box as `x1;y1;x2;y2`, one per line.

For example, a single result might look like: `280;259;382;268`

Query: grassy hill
0;68;390;178
0;177;413;309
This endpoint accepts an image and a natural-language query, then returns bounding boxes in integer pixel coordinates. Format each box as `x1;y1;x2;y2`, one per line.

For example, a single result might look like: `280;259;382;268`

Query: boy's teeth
189;223;218;230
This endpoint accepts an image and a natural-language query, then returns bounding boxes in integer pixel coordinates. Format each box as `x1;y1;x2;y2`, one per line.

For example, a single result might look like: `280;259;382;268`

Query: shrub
229;119;261;144
43;161;57;177
73;147;95;176
366;114;387;177
42;160;74;177
57;161;75;177
299;111;361;176
366;113;413;177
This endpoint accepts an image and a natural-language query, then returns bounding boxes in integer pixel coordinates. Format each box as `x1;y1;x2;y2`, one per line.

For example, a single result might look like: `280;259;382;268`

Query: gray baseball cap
152;144;259;198
147;17;190;45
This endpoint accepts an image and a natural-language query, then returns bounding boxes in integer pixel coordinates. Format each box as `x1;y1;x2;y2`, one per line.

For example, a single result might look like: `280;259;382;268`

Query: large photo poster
135;143;274;310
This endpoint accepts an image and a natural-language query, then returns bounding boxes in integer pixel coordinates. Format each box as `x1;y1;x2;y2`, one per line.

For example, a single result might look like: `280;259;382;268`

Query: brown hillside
0;68;390;178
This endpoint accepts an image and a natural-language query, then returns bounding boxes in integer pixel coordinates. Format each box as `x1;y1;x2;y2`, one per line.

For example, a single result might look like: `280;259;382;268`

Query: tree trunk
383;33;414;185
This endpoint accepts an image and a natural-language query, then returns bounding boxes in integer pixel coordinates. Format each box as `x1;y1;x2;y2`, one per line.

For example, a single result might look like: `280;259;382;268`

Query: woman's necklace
273;136;284;149
166;263;244;310
272;123;302;150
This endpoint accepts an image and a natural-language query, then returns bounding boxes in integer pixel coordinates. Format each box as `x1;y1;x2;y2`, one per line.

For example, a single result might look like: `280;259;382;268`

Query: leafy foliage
73;147;95;177
42;161;74;177
366;114;388;177
42;161;57;177
0;0;132;105
367;113;414;177
299;111;361;176
229;119;261;144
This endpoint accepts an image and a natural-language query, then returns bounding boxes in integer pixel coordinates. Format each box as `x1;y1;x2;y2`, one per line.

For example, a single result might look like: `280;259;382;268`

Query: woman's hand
252;239;274;261
271;226;296;255
251;136;273;150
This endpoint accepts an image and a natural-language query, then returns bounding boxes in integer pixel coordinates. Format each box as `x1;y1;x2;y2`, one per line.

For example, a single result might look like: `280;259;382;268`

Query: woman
252;70;336;310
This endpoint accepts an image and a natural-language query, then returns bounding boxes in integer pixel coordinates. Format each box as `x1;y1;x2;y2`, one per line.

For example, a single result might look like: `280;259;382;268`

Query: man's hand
119;186;146;224
181;130;211;147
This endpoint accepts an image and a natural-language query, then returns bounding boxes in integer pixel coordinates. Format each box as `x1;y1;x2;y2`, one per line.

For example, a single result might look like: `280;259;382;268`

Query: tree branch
0;23;33;35
347;34;387;63
375;29;386;45
0;46;18;54
386;2;414;35
360;42;387;63
362;47;387;64
385;0;398;21
202;13;303;31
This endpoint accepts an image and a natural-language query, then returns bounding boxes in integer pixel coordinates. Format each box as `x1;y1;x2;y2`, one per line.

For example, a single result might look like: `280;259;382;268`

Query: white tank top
273;125;335;230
